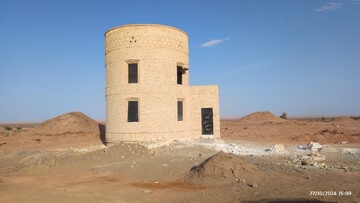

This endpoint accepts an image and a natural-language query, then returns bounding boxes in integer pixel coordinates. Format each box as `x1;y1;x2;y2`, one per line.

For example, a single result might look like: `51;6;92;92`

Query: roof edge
104;24;188;36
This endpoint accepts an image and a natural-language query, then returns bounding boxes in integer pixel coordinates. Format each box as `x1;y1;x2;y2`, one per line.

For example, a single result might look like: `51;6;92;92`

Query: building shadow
98;124;106;145
243;199;332;203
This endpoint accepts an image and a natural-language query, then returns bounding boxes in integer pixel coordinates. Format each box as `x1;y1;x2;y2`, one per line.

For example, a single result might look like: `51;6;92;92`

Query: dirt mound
184;152;260;185
239;111;286;123
0;112;105;152
332;116;354;122
29;112;100;136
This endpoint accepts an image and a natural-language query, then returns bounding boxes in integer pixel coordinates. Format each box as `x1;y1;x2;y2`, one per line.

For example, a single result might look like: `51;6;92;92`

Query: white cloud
201;38;229;47
316;2;343;12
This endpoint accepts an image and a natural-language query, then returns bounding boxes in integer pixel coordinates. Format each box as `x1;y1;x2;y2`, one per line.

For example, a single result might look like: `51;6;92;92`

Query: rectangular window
177;100;183;121
127;101;138;122
177;66;182;85
128;63;138;83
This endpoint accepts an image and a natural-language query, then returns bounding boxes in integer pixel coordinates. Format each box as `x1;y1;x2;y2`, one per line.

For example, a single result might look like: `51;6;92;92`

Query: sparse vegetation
16;126;22;131
280;112;287;119
33;138;41;142
5;126;12;131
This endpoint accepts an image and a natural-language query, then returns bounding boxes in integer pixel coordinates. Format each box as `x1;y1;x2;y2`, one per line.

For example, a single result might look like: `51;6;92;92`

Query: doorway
201;108;213;135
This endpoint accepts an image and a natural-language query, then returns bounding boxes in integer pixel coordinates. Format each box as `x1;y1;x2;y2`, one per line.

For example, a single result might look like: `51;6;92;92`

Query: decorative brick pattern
105;24;220;142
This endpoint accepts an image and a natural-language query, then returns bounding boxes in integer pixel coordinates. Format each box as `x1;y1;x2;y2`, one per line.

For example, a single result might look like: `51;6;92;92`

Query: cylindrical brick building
105;24;220;142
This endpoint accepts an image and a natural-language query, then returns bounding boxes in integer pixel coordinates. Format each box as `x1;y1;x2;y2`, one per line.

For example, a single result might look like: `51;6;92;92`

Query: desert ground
0;112;359;203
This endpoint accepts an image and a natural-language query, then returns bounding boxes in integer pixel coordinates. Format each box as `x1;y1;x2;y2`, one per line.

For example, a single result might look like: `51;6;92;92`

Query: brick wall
105;24;219;142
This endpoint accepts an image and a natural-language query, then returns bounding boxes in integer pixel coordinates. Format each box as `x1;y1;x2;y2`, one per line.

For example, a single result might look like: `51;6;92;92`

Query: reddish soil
0;112;105;152
185;151;260;185
0;111;359;202
221;112;360;144
31;112;100;136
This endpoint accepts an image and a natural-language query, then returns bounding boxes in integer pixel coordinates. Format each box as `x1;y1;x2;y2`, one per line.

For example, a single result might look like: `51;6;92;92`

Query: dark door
201;108;213;135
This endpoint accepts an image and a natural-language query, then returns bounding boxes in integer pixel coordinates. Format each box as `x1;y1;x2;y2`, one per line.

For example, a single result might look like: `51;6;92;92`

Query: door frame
201;108;214;135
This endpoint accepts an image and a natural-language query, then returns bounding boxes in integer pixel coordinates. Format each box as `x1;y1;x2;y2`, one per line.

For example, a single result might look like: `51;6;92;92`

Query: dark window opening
178;101;183;121
128;101;138;122
177;66;183;85
128;63;138;83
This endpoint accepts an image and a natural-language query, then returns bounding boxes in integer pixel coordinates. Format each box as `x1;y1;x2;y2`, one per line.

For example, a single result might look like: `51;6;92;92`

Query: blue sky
1;0;359;122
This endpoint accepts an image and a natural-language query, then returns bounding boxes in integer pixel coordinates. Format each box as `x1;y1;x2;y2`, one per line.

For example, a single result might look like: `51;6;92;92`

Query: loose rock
248;183;258;188
291;152;327;169
308;142;322;152
270;144;286;154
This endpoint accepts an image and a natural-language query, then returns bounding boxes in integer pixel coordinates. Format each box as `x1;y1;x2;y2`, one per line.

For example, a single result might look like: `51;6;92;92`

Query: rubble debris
298;145;308;150
290;152;327;169
226;143;242;154
298;142;322;152
342;148;359;155
270;144;286;154
308;142;322;152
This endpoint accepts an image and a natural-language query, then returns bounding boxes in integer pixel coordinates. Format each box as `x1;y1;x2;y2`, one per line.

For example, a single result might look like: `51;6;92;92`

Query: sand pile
185;152;260;184
239;111;286;123
332;116;354;122
1;112;104;152
27;112;100;136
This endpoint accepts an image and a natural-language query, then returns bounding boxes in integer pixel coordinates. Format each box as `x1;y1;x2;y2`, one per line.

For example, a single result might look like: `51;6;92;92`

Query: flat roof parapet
104;24;188;36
